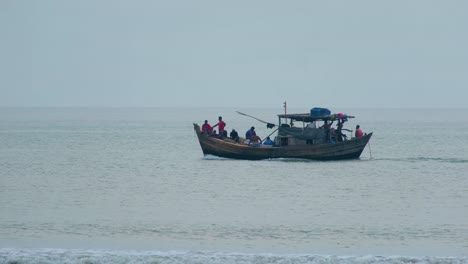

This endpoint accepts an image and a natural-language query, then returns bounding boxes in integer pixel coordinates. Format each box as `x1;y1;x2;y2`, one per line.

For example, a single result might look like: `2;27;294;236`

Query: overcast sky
1;0;467;108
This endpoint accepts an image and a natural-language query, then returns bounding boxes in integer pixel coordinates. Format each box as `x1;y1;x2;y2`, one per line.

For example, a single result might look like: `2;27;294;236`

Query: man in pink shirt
355;125;363;138
201;120;212;133
213;116;226;137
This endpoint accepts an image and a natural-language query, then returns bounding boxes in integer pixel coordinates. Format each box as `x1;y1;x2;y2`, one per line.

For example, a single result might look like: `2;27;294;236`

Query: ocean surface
1;107;467;264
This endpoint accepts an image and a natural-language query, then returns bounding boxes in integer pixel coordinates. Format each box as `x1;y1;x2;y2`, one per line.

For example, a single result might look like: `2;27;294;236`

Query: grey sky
1;0;467;108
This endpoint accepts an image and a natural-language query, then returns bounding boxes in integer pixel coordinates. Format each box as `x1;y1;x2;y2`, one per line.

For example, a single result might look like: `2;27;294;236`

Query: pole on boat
236;111;275;127
283;101;287;125
368;139;373;159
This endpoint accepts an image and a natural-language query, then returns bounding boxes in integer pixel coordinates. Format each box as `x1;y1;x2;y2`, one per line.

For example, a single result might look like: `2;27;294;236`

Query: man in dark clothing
230;129;239;142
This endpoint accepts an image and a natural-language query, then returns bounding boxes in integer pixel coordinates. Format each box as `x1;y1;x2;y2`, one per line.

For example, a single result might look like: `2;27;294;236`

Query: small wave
1;249;467;264
266;157;322;162
409;157;468;163
374;157;468;163
202;155;230;160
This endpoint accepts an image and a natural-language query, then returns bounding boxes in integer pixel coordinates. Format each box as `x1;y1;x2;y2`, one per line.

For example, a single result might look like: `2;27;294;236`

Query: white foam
1;248;466;264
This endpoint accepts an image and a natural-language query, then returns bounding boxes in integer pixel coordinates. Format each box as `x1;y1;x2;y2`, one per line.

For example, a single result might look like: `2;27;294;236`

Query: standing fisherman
213;116;226;138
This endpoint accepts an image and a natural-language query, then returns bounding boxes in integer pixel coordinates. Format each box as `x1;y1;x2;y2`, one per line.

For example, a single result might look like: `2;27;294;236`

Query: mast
283;101;287;125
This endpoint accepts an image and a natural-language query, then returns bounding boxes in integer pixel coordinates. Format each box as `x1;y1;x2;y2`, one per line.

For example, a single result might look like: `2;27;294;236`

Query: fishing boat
193;107;372;161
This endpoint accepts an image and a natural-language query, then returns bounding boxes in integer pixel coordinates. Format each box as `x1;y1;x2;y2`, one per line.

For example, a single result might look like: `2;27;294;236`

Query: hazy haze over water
1;0;468;108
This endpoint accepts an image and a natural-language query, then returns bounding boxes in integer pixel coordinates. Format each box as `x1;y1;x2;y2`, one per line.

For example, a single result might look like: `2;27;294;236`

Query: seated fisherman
249;134;261;145
230;129;239;142
201;120;212;133
245;126;261;145
245;126;255;139
355;125;364;138
263;136;273;145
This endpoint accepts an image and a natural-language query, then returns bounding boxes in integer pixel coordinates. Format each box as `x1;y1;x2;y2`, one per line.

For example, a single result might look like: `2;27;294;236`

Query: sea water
1;107;467;263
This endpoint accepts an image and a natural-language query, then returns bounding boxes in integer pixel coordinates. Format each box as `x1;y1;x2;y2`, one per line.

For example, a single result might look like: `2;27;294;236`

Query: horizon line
1;106;467;110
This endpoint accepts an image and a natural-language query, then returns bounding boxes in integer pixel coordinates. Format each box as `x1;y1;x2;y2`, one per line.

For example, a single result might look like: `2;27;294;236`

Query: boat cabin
275;108;353;146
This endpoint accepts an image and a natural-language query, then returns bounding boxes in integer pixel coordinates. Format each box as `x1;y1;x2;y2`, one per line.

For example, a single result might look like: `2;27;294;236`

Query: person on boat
245;126;261;145
320;120;333;142
336;119;352;142
263;136;274;145
355;125;363;138
320;120;333;129
213;116;226;138
201;120;213;133
329;128;337;144
249;134;261;145
245;126;255;139
211;130;218;137
335;119;345;142
230;129;239;142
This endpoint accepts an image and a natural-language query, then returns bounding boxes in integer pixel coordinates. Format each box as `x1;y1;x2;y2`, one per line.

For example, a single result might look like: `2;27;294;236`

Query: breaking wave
1;249;467;264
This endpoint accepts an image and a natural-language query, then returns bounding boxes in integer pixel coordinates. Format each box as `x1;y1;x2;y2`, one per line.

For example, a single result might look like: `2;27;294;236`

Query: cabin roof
277;113;355;122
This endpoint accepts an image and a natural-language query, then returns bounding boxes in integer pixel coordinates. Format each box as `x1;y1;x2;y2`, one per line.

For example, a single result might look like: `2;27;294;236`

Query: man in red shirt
213;116;226;137
355;125;363;138
201;120;212;133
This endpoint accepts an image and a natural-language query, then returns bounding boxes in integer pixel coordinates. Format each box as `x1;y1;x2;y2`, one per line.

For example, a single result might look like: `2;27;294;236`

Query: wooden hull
194;124;372;161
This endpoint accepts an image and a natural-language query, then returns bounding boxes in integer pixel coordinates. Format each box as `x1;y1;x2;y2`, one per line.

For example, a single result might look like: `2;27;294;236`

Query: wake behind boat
194;107;372;161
